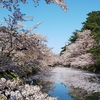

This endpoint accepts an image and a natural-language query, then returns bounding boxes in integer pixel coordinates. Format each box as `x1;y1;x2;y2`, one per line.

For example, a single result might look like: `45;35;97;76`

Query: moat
28;67;100;100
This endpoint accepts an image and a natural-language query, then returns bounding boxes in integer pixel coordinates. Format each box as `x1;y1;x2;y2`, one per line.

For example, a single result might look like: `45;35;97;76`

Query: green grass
0;70;18;79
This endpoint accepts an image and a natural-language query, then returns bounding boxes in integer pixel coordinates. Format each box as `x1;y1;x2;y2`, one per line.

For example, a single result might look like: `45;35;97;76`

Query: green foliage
83;65;96;72
32;66;39;74
82;11;100;43
60;45;67;55
87;44;100;66
93;31;100;42
68;30;79;43
0;70;18;79
85;92;100;100
82;11;100;31
87;45;100;72
82;11;100;72
60;30;79;55
87;44;100;54
18;66;39;78
0;95;6;99
0;71;5;78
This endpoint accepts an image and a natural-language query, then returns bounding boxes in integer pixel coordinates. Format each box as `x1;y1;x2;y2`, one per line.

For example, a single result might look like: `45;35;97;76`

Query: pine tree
82;11;100;72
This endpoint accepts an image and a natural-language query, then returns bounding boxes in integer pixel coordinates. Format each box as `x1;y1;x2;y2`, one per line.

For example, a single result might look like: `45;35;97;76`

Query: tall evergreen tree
82;11;100;72
82;11;100;43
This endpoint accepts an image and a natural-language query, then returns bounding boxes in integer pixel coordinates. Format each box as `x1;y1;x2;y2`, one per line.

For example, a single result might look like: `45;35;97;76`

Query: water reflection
69;87;100;100
30;79;100;100
29;79;74;99
48;83;74;100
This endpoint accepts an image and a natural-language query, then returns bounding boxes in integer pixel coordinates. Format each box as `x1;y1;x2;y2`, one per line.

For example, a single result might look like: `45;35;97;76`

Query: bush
0;70;18;79
83;65;96;72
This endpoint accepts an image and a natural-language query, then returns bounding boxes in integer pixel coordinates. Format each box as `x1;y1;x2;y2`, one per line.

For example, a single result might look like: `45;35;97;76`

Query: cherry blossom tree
60;30;96;68
0;0;67;11
0;25;56;77
0;0;65;77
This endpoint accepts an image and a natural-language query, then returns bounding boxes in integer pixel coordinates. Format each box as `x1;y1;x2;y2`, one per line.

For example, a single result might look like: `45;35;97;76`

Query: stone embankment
0;77;57;100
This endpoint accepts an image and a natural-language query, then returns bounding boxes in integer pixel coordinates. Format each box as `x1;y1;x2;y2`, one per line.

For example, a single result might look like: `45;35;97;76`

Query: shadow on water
26;79;100;100
69;87;100;100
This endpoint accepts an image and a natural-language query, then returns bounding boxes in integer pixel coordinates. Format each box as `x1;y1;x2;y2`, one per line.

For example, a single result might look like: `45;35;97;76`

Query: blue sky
0;0;100;54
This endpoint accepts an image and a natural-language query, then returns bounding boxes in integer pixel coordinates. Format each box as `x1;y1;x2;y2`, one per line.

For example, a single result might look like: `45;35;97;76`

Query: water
28;67;100;100
28;78;100;100
48;83;74;100
29;80;74;99
40;81;100;100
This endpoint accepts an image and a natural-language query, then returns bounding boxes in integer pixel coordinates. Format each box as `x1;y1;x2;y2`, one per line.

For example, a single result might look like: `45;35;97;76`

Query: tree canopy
0;0;67;11
60;11;100;72
0;0;62;78
82;11;100;72
82;11;100;43
60;30;79;55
